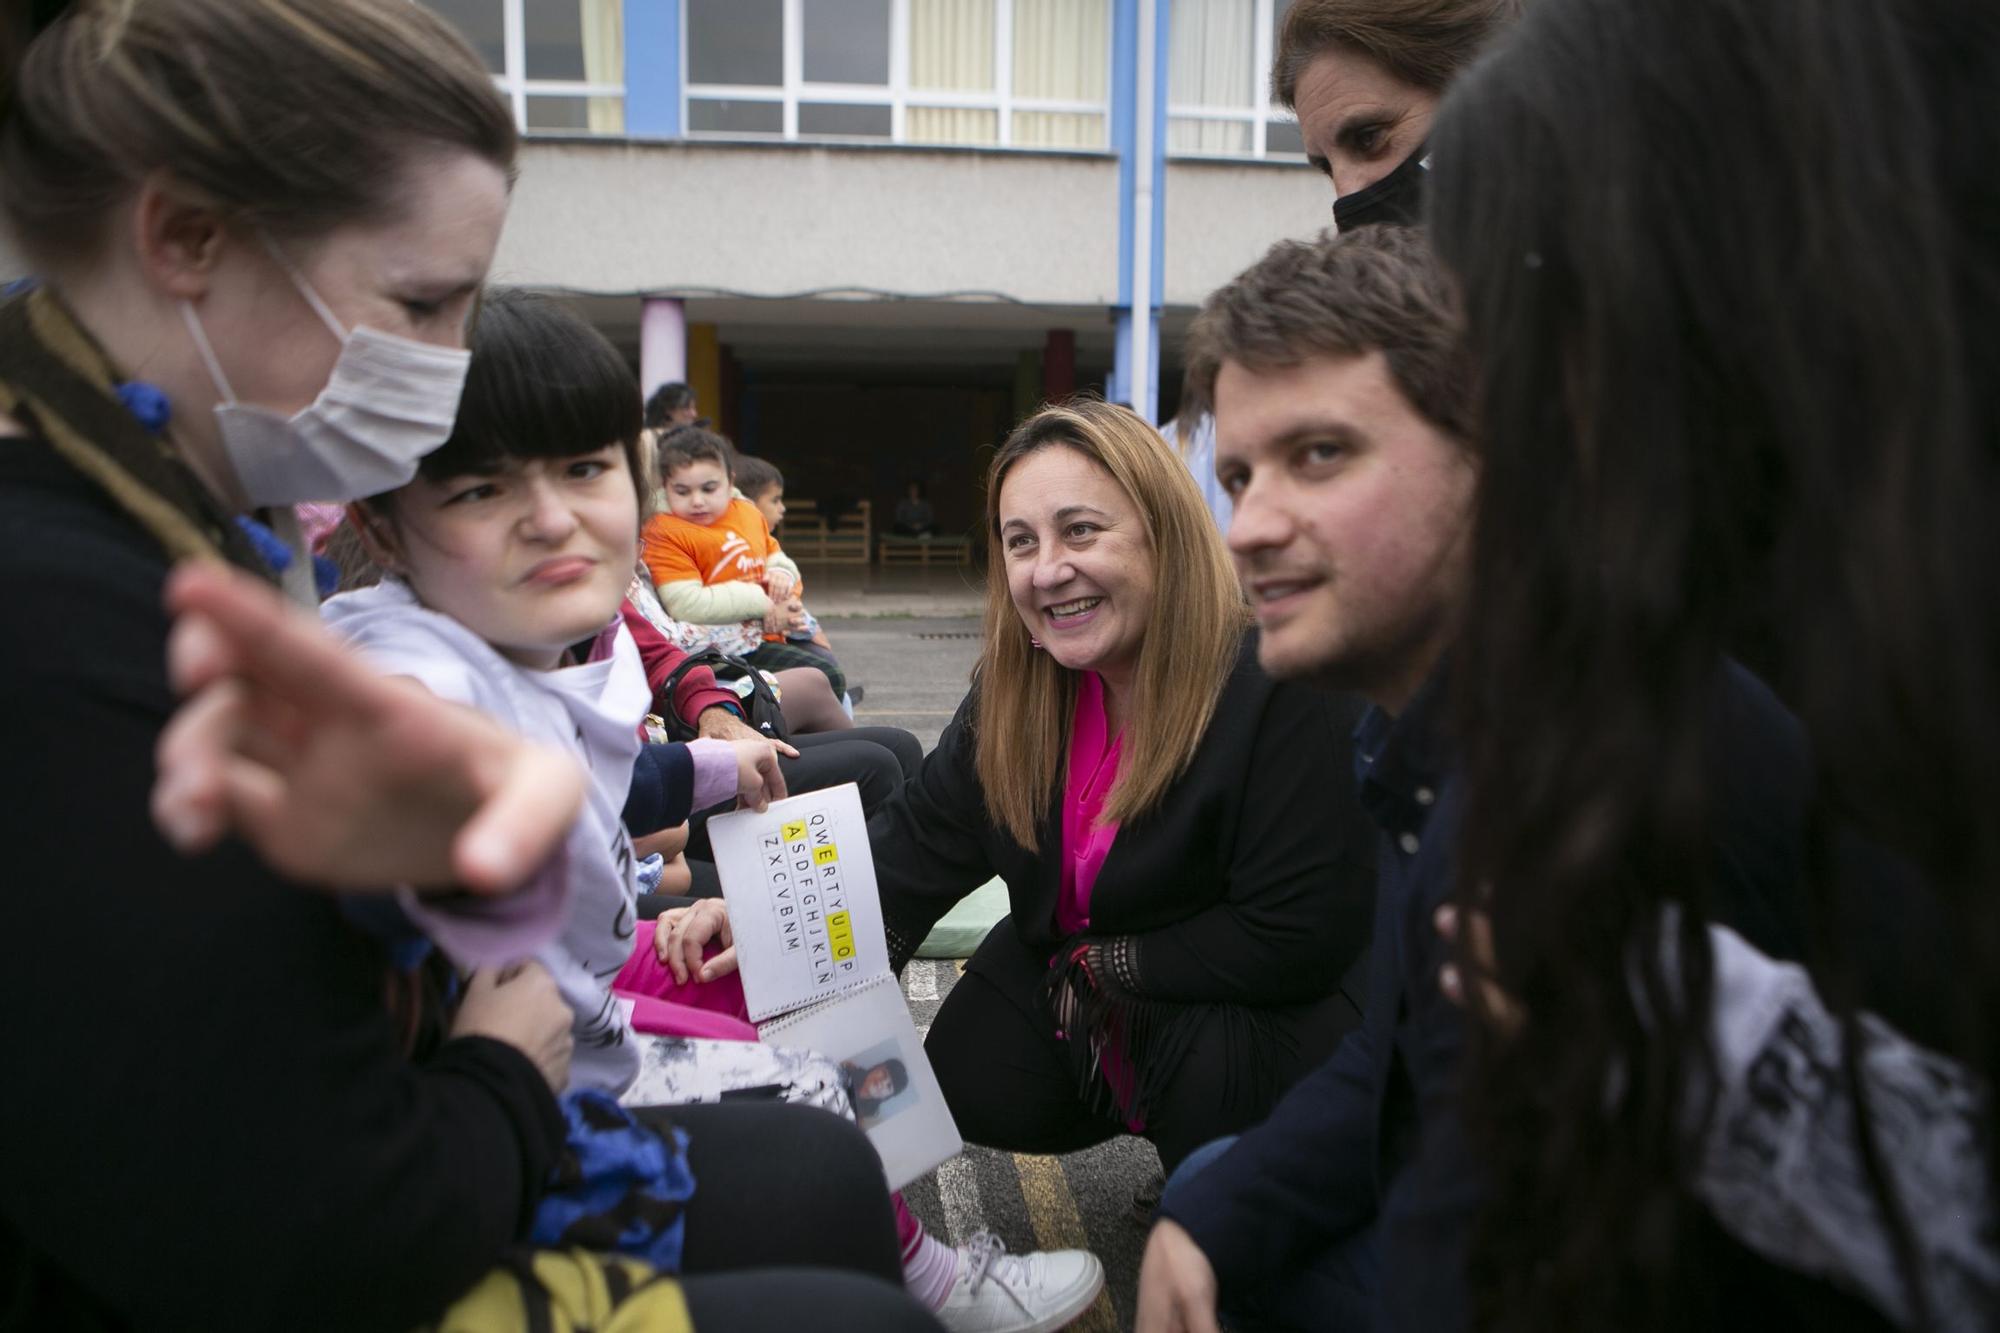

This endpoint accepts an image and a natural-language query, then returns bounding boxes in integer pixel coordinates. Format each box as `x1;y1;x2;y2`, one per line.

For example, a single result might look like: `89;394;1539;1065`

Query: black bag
660;649;791;744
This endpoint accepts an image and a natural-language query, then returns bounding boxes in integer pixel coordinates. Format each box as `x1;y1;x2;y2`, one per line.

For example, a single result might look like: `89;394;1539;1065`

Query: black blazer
872;632;1375;1012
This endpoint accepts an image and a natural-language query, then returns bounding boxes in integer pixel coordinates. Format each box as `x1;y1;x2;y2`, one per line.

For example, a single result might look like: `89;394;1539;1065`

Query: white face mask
180;237;471;507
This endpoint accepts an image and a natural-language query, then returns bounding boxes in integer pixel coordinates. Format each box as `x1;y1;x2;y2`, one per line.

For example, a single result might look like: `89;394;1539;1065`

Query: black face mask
1332;142;1431;231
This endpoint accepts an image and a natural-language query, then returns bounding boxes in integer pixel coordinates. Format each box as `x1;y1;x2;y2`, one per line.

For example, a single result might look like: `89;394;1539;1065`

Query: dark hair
732;454;783;499
1181;224;1472;443
2;0;516;269
851;1058;909;1116
1430;0;2000;1326
414;290;643;486
1273;0;1521;105
644;381;696;431
656;427;734;484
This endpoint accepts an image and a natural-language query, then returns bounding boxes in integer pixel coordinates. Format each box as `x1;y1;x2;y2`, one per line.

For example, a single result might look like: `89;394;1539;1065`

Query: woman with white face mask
0;4;933;1331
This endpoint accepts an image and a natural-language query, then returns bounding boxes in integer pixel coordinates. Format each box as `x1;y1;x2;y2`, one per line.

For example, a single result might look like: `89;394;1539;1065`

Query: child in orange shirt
641;429;847;700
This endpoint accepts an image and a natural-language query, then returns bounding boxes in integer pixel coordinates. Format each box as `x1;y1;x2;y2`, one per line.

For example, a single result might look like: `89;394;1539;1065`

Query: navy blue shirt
1161;677;1467;1317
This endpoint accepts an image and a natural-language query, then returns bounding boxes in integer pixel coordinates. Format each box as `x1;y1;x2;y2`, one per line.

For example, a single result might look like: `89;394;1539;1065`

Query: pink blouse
1056;671;1145;1128
1058;671;1124;936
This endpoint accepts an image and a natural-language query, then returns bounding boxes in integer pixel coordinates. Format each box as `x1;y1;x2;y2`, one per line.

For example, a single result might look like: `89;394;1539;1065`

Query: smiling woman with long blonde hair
869;398;1378;1177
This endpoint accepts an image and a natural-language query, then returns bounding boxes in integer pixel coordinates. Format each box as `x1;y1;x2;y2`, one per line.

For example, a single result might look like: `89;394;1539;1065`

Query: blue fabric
234;516;294;574
1158;674;1458;1327
532;1089;696;1273
1165;1134;1381;1332
113;380;171;434
623;741;697;836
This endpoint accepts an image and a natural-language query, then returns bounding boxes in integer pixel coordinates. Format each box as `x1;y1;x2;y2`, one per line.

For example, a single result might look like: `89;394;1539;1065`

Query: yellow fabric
1012;0;1111;148
579;0;626;134
428;1248;693;1333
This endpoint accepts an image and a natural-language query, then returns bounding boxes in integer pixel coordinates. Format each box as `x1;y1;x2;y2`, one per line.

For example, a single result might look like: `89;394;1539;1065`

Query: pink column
639;297;687;402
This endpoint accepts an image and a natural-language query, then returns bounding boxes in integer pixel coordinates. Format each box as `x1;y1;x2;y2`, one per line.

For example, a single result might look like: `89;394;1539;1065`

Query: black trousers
629;1101;901;1282
684;727;921;861
680;1269;938;1331
926;924;1359;1174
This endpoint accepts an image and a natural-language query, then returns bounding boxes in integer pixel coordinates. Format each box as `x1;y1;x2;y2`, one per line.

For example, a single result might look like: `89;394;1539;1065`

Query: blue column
1109;0;1136;404
1108;0;1168;420
623;0;682;139
1149;0;1168;354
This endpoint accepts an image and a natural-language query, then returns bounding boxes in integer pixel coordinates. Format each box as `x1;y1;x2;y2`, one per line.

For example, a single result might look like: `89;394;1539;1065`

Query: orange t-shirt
641;500;802;645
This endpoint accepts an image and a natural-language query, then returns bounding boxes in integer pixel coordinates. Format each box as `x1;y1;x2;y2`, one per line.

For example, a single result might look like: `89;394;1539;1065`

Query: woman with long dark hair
1426;0;1998;1327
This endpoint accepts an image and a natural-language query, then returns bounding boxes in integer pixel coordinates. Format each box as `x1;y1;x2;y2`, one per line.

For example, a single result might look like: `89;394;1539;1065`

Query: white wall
0;142;1327;311
1162;158;1331;307
493;140;1329;313
493;140;1122;306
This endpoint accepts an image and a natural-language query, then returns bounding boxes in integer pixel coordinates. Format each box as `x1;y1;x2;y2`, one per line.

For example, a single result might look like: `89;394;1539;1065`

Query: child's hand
451;961;574;1092
784;598;809;633
729;738;788;812
765;569;797;600
655;900;737;983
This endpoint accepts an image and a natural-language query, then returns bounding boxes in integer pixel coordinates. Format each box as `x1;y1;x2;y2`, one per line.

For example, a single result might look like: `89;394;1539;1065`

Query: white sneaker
934;1231;1105;1333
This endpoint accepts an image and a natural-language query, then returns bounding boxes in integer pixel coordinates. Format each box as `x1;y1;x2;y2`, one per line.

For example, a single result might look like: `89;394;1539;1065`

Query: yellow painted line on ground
1013;1153;1119;1333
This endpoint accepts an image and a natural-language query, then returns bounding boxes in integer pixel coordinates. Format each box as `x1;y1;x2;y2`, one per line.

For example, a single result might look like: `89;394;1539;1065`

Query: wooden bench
878;535;972;568
778;498;871;565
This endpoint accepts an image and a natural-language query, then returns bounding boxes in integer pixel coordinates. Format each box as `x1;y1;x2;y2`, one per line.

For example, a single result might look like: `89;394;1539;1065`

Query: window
684;0;1112;149
1165;0;1303;159
424;0;627;135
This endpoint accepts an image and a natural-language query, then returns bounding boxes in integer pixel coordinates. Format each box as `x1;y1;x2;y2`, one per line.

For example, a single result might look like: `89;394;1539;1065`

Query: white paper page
707;783;889;1022
760;975;964;1191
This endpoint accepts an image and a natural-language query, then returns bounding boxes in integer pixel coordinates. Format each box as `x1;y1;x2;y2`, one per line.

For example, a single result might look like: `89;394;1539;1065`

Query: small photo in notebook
842;1037;920;1132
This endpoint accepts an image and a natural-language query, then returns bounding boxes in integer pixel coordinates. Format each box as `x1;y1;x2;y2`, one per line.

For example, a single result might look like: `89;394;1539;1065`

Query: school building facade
0;1;1330;548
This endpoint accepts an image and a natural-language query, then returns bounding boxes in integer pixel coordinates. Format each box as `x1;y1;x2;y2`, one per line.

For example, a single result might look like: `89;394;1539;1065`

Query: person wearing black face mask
1268;0;1517;223
1331;141;1430;231
1160;3;1514;542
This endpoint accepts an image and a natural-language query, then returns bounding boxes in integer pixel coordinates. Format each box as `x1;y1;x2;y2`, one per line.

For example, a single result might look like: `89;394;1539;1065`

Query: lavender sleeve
687;737;742;813
393;845;571;966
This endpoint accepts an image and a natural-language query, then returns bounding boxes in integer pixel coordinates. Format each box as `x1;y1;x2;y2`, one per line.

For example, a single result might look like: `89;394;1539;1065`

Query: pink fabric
616;921;943;1268
1052;672;1144;1129
1057;671;1124;936
613;919;759;1041
896;1196;924;1257
294;502;346;552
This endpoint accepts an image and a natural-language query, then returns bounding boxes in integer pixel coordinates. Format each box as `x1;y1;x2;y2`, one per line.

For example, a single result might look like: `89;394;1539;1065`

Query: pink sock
897;1195;959;1310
